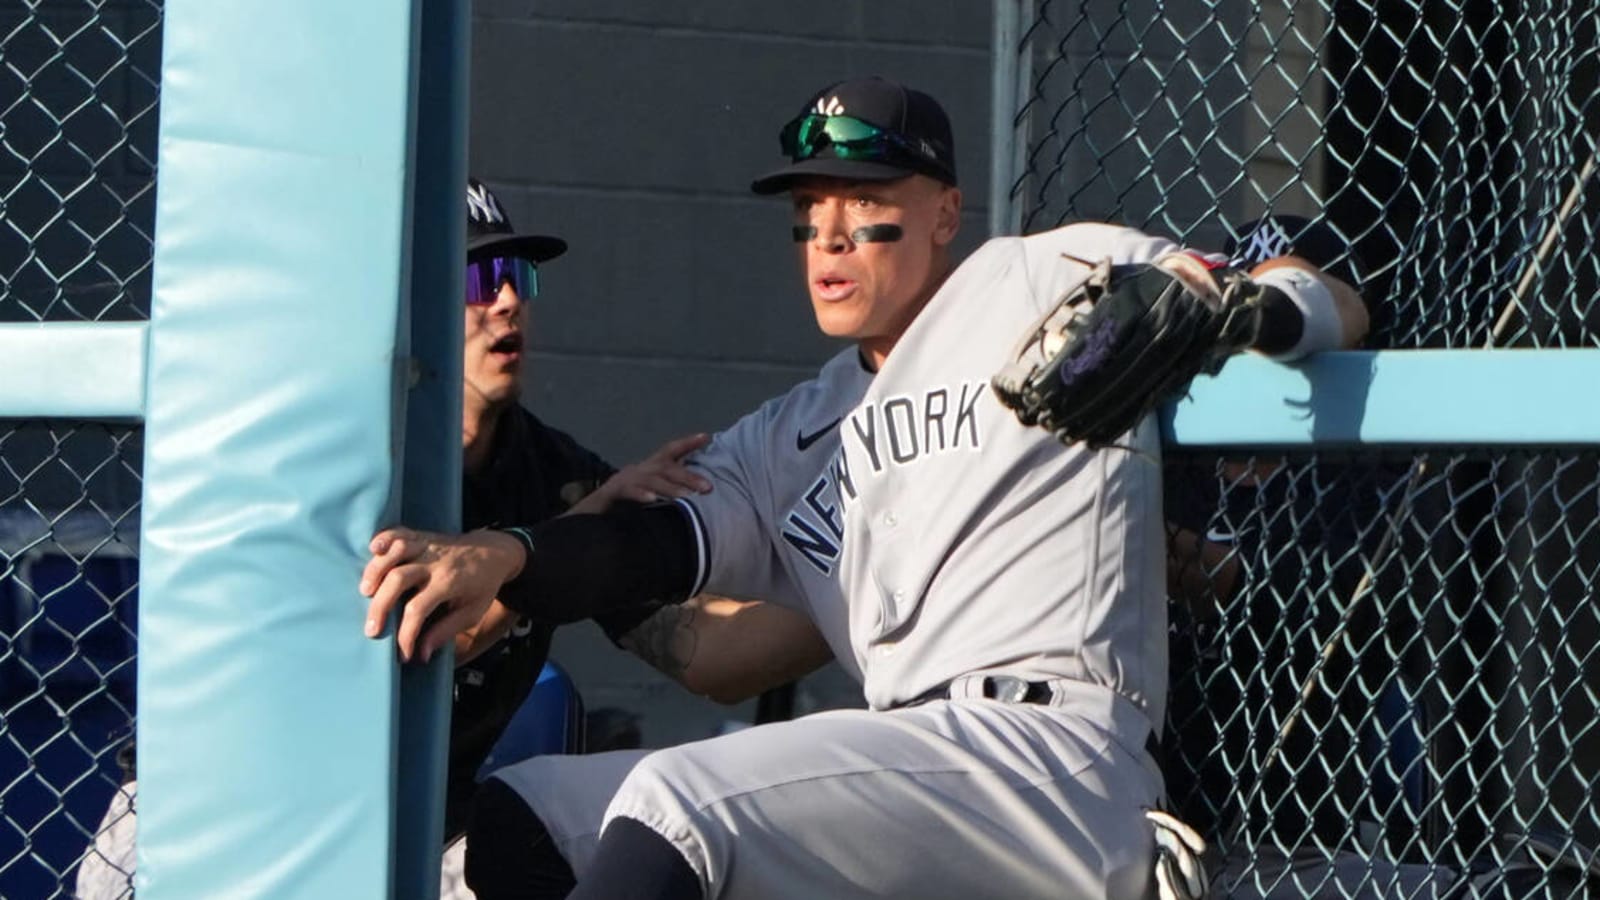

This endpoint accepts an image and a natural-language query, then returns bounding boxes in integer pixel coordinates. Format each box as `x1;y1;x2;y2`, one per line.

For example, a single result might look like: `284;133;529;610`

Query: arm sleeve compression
496;503;698;625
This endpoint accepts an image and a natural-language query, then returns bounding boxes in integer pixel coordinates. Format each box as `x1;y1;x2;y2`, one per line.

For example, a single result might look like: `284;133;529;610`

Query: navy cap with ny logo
751;76;957;195
466;176;567;264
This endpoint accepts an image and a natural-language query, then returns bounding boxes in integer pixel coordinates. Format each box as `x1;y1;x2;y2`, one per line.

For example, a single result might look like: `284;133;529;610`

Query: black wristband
497;525;537;573
1252;285;1305;356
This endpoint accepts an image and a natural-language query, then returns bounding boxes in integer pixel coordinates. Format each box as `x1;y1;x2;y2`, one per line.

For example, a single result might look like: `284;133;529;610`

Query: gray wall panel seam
471;16;989;54
526;351;825;374
487;183;992;215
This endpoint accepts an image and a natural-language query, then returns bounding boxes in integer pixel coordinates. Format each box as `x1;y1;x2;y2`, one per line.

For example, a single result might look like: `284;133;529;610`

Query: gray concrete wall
467;3;995;747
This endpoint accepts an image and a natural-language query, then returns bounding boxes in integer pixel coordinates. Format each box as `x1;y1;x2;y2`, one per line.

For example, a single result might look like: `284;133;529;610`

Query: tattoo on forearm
621;604;699;679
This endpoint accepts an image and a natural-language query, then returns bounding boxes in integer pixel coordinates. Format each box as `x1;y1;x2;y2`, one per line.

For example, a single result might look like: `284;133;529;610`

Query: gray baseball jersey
494;223;1187;900
680;221;1175;722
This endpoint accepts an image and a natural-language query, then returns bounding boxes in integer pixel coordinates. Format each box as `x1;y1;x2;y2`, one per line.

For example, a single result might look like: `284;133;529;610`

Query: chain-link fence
1;424;141;899
1;0;160;325
1009;0;1598;351
1003;0;1599;895
1166;450;1599;897
1;1;160;896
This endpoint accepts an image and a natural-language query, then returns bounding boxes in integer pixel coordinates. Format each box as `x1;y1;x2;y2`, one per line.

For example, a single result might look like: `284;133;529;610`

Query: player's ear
931;185;961;247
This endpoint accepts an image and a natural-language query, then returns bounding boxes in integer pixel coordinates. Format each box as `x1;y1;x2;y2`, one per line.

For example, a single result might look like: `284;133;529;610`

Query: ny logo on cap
813;96;845;116
1238;219;1294;264
467;181;508;227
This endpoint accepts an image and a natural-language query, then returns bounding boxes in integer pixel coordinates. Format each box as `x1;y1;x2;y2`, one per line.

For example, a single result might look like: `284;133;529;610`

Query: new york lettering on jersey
781;380;986;574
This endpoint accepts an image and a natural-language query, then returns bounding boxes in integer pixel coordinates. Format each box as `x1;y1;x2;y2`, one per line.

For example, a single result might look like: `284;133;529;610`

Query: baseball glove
991;253;1266;449
1146;808;1211;900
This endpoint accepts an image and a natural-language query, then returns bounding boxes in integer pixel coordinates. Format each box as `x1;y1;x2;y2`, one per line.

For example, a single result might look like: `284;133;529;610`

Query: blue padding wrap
137;1;421;896
1164;349;1600;447
0;323;148;420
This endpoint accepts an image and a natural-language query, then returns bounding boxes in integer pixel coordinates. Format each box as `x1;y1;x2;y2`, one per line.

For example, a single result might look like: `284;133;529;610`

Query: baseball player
360;77;1365;899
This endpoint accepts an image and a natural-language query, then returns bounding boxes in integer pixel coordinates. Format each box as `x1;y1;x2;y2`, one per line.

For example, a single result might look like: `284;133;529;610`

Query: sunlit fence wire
1165;449;1599;897
1009;0;1598;351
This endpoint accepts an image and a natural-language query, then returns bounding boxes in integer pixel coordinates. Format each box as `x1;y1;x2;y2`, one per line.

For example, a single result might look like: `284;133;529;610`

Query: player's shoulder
758;346;870;422
1014;221;1180;264
959;223;1183;315
954;223;1180;284
710;346;870;452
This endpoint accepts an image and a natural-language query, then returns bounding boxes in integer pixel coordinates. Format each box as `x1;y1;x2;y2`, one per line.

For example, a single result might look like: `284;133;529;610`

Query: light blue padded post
392;0;469;897
138;1;423;896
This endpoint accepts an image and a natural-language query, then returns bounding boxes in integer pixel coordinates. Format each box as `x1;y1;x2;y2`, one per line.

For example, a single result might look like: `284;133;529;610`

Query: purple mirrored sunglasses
466;256;538;306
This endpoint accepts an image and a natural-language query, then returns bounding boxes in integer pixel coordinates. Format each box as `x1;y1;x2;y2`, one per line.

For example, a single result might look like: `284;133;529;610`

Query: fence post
988;0;1035;238
393;0;470;896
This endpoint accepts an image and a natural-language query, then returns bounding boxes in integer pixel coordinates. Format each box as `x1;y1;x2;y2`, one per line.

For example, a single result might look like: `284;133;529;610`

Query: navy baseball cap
466;176;566;263
751;76;957;195
1225;214;1364;286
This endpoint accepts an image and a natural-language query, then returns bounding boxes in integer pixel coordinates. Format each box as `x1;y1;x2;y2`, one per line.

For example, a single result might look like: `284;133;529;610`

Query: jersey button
883;512;898;527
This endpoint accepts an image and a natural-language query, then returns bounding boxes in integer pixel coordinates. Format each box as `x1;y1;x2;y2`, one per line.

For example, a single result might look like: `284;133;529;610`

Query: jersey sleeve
1014;223;1187;315
676;402;805;611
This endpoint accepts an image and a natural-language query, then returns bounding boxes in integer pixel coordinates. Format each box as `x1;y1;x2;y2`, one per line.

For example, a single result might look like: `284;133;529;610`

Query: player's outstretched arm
362;504;702;663
569;433;714;513
361;527;526;664
1243;256;1368;359
620;595;833;704
993;245;1369;449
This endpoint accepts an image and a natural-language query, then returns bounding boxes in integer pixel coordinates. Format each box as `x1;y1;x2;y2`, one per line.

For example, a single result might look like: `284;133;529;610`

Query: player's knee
567;816;703;900
464;777;575;900
605;751;707;848
609;748;695;815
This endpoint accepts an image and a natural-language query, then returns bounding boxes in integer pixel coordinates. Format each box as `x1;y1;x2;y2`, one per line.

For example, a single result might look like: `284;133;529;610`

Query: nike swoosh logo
796;417;843;451
1204;525;1251;544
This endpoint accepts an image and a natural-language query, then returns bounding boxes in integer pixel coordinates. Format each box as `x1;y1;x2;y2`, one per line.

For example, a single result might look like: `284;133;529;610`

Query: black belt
896;675;1055;709
895;676;1164;760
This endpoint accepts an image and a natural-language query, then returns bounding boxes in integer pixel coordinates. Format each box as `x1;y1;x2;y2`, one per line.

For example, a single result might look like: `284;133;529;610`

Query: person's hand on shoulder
570;432;713;514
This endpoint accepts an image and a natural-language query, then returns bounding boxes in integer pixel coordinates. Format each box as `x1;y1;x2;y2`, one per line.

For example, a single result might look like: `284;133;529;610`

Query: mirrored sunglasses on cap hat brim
466;256;538;306
779;113;943;172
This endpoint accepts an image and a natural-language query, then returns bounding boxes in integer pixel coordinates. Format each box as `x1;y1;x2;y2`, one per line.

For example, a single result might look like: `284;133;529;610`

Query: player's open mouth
489;332;523;356
815;276;857;302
